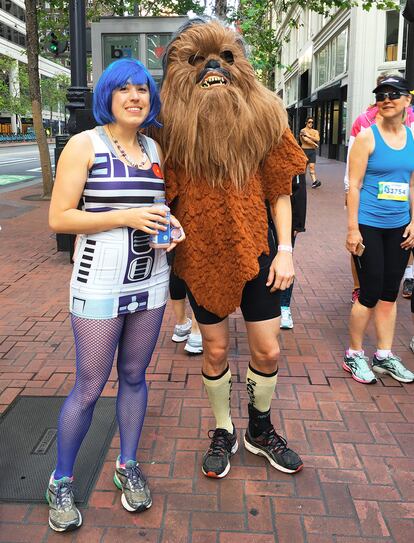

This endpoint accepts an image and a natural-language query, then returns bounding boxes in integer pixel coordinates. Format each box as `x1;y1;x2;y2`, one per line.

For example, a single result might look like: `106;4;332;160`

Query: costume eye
188;54;205;66
220;50;234;65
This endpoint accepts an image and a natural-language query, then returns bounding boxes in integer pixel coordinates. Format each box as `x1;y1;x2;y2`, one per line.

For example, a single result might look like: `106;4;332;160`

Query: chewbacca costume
160;19;307;477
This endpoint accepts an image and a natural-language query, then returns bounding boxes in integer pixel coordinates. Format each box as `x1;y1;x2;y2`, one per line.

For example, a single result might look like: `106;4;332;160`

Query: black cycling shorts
355;223;410;308
186;254;281;325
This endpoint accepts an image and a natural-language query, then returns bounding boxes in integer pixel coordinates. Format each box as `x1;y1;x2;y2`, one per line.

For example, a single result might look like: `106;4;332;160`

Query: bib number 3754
378;182;409;201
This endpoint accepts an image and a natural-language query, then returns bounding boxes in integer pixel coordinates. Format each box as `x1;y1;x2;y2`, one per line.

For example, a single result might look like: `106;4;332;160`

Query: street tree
25;0;53;198
235;0;399;87
215;0;227;18
0;56;31;125
41;74;70;129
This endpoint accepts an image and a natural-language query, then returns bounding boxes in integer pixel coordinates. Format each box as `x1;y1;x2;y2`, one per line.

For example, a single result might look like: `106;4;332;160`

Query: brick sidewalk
0;160;413;542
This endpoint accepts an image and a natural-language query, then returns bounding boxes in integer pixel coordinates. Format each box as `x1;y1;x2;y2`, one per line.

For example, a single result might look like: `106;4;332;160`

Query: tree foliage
0;56;31;117
38;0;204;45
41;74;70;120
232;0;398;87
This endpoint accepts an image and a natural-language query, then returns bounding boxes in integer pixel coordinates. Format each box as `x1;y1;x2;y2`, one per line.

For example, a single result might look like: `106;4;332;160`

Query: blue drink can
149;197;171;248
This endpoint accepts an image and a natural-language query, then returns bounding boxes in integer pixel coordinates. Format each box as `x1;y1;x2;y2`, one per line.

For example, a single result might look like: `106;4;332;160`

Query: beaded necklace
107;126;148;169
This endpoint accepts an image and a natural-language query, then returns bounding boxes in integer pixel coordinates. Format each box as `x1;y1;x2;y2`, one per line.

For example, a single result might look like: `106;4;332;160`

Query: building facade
0;0;70;134
274;4;410;161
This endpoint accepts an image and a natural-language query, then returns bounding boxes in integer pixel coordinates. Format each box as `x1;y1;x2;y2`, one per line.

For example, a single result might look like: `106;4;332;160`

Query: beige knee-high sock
246;364;278;413
202;366;233;433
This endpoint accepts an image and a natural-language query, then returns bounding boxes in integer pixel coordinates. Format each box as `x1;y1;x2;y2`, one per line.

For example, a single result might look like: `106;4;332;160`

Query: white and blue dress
70;126;169;319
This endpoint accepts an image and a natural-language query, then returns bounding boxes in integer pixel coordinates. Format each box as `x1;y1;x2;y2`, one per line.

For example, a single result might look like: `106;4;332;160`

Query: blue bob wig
93;58;161;128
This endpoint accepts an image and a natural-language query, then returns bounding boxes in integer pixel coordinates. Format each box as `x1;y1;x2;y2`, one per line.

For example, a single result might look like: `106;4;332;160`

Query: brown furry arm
164;163;179;204
261;128;308;203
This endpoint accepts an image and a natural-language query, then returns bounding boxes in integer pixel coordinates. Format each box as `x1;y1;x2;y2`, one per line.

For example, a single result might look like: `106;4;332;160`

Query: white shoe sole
121;492;152;513
202;440;238;478
372;365;414;383
172;333;190;343
280;323;293;329
184;343;203;354
48;511;82;532
244;436;303;474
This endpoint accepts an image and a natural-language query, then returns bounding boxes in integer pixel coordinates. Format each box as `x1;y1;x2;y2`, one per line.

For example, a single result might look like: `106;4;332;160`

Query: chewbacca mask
160;19;288;189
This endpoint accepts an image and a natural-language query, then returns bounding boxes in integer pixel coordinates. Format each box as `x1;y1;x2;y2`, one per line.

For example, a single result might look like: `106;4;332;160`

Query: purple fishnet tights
54;306;165;479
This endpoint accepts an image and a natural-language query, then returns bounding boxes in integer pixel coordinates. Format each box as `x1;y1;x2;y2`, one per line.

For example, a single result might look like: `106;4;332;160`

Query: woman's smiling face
111;82;150;127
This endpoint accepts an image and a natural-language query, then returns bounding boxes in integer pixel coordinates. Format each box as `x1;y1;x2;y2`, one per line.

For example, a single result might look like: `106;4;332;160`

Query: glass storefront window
314;27;348;90
335;30;347;77
402;19;408;61
316;47;328;88
102;34;140;69
385;10;399;61
285;75;297;106
146;34;171;71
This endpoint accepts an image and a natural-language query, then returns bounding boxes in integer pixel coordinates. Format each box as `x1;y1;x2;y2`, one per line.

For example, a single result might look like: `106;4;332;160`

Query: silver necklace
108;126;148;169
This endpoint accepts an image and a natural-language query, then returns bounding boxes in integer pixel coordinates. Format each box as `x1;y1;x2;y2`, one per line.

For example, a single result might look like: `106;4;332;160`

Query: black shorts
186;253;281;325
303;148;316;164
355;223;410;308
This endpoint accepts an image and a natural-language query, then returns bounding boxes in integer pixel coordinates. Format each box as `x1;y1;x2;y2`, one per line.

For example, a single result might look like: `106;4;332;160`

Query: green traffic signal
46;32;68;57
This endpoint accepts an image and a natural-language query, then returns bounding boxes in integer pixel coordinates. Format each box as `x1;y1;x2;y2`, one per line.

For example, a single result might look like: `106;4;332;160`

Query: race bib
378;182;409;201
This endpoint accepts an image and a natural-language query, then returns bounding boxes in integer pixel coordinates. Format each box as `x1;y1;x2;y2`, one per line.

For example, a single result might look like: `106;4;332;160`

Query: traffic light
46;32;68;57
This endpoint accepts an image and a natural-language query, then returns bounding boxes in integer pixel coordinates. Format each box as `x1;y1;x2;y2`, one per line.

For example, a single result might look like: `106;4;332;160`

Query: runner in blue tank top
345;75;414;385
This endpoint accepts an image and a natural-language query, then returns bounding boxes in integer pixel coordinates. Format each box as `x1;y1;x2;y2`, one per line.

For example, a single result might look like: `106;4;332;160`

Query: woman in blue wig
46;58;184;532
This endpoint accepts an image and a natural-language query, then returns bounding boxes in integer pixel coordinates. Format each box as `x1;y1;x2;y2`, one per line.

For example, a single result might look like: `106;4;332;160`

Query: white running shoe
184;333;203;354
280;307;293;329
172;318;192;342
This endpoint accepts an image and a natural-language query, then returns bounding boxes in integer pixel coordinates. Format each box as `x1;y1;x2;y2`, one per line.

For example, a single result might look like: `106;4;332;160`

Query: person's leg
198;318;238;477
402;251;414;298
309;157;321;188
308;161;317;183
170;271;191;342
280;235;296;329
371;226;413;382
170;298;187;324
239;265;302;473
48;315;124;532
351;256;360;303
186;287;236;477
184;310;204;354
114;305;166;511
55;316;124;477
344;225;382;384
116;306;166;462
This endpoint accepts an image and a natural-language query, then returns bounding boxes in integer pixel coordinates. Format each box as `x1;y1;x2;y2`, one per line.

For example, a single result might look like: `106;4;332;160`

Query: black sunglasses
307;120;313;124
375;91;409;102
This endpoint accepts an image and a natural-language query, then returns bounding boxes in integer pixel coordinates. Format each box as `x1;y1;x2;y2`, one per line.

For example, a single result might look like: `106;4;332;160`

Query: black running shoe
244;426;303;474
311;180;321;189
202;427;238;478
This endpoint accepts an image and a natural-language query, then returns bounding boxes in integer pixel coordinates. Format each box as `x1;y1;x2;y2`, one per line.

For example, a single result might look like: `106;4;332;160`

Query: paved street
0;157;413;542
0;144;54;192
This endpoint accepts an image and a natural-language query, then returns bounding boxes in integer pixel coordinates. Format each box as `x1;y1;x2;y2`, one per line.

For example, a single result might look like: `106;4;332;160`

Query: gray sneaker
343;352;377;384
46;473;82;532
172;318;192;342
184;333;203;354
113;457;152;512
372;354;414;383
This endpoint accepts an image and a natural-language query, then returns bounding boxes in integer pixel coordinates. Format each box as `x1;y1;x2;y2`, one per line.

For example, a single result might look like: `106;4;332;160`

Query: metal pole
55;0;89;256
66;0;89;135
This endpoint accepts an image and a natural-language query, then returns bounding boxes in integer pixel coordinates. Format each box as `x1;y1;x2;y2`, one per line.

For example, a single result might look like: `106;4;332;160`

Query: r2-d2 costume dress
70;126;169;319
